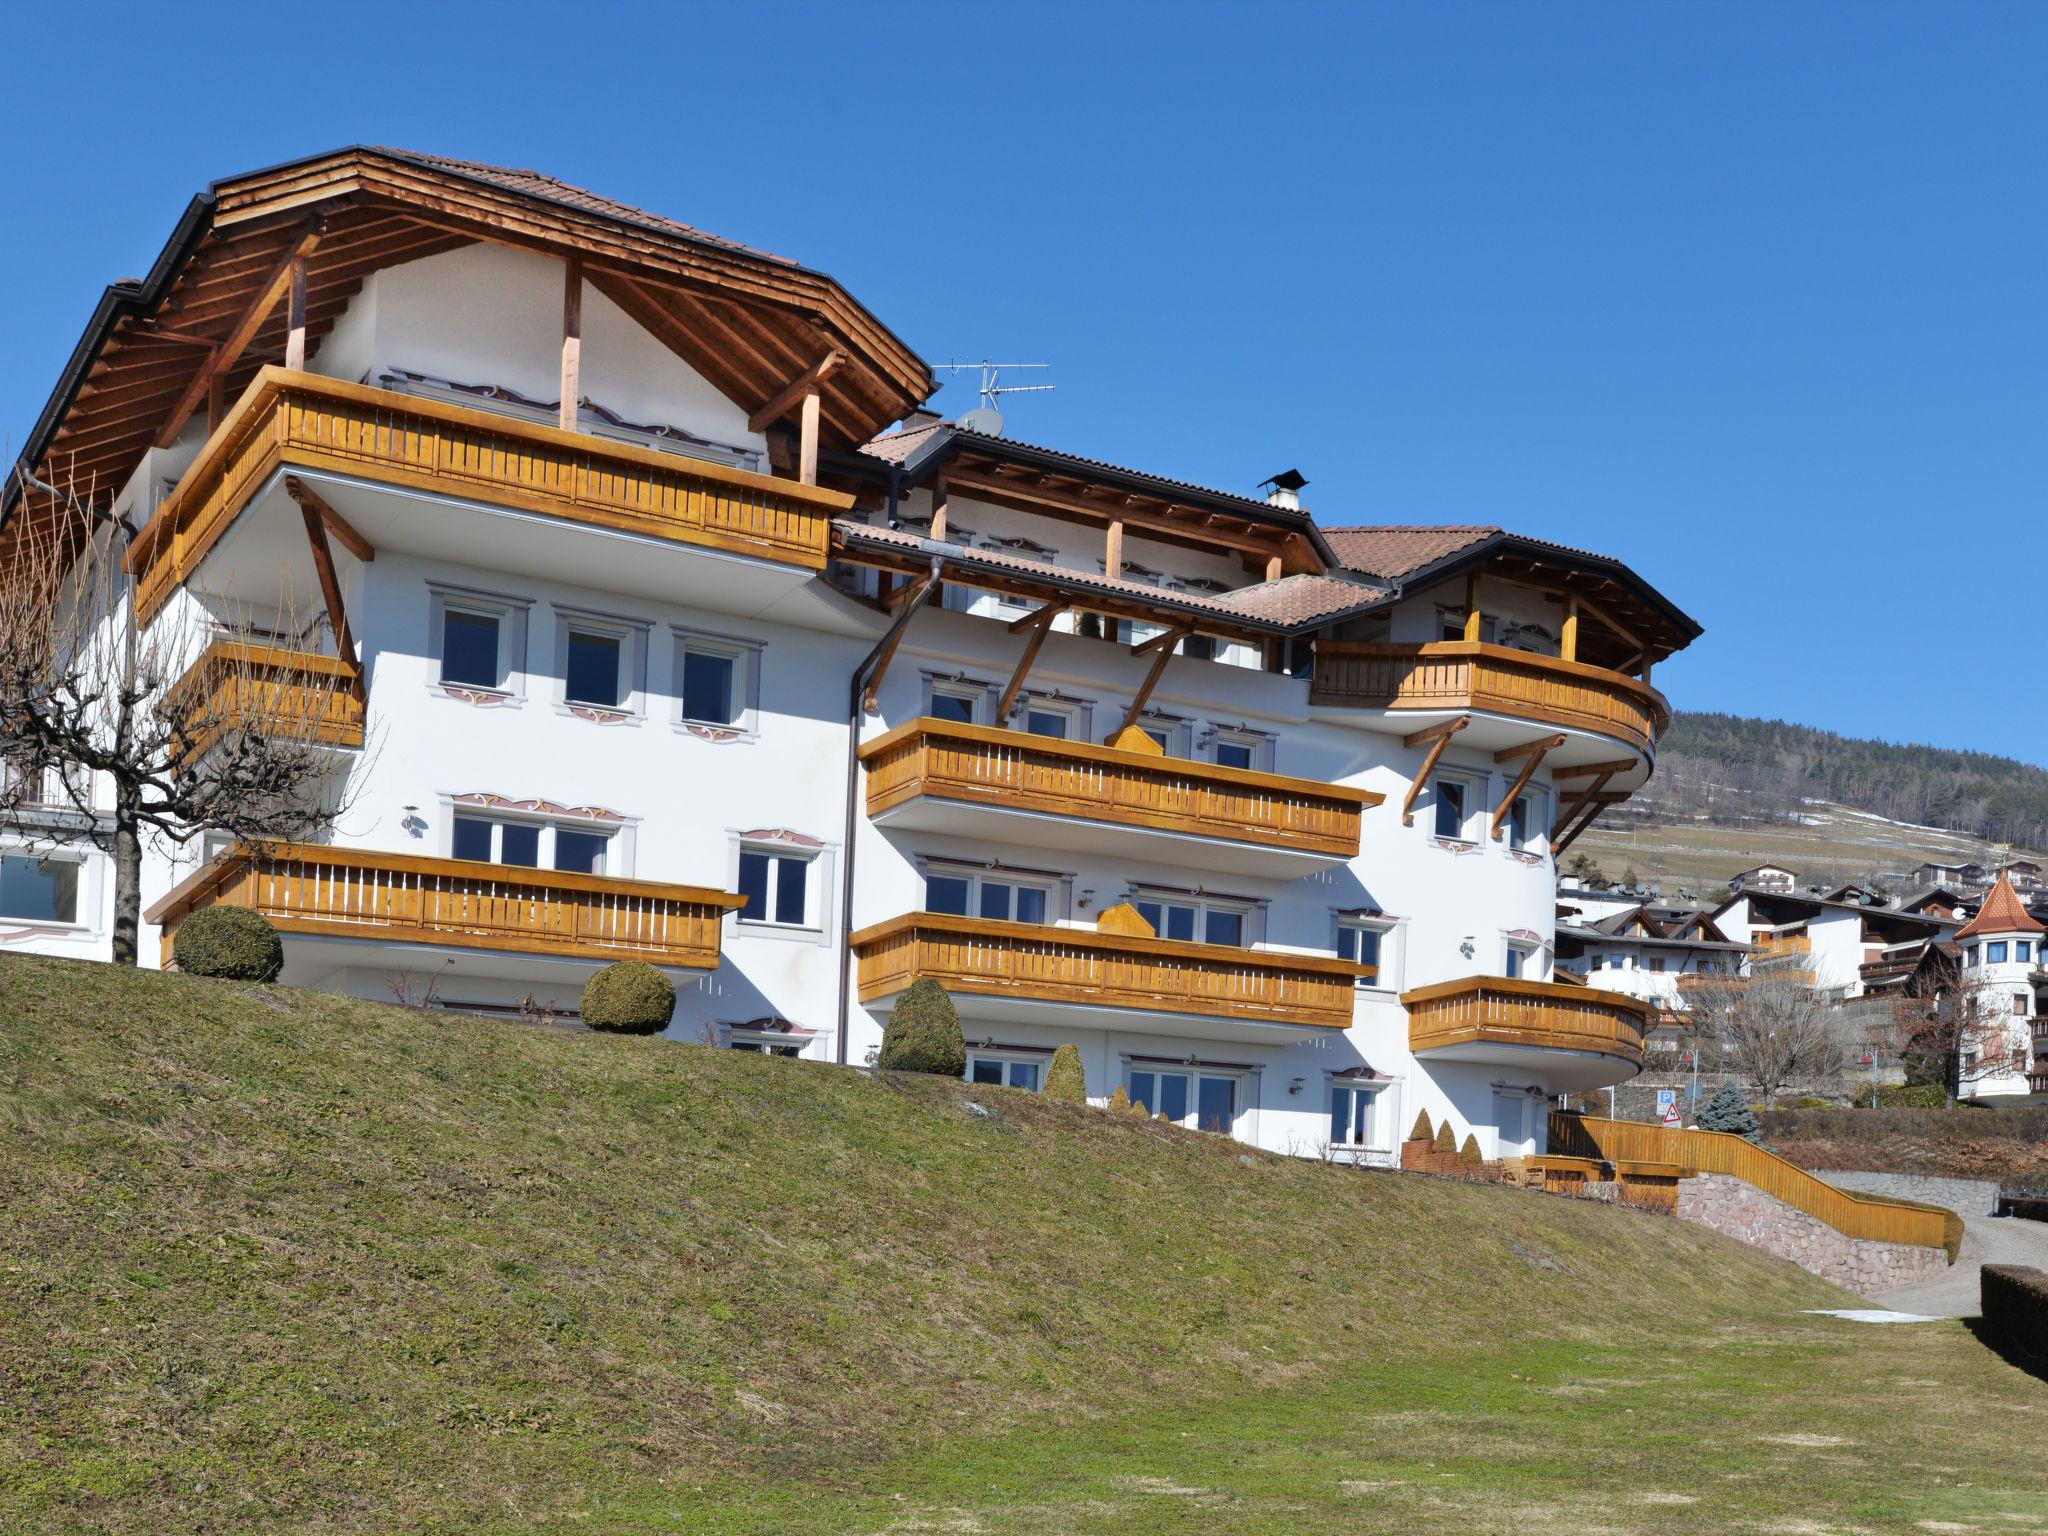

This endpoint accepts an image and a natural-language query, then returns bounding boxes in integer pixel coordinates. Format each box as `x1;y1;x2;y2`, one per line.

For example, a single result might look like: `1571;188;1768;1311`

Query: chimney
1260;468;1307;512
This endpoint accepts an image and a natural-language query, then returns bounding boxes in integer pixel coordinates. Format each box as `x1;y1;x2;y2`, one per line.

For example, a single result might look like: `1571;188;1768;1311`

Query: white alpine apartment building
1;148;1703;1162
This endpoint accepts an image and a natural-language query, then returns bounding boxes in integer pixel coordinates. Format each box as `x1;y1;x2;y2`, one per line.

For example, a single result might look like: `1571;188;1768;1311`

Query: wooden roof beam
155;220;323;449
749;349;847;433
996;603;1068;723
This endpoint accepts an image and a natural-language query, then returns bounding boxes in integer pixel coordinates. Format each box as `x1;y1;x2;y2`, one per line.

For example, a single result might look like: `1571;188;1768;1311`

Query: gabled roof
1319;525;1497;580
1955;871;2047;941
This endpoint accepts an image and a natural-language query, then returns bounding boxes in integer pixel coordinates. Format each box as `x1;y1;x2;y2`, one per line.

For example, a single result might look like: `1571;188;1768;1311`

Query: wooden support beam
747;349;848;434
997;605;1066;723
1105;516;1124;580
1008;600;1068;633
1130;622;1190;656
1554;794;1623;857
799;387;821;487
284;477;375;565
286;479;364;703
862;564;941;714
1561;595;1579;662
156;220;323;448
206;373;226;438
136;325;222;349
1115;629;1190;738
1556;770;1617;826
1265;552;1284;582
283;253;309;372
1462;572;1482;643
929;474;949;541
1553;756;1638;781
560;256;584;432
1401;716;1469;826
1491;736;1563;840
1493;733;1567;764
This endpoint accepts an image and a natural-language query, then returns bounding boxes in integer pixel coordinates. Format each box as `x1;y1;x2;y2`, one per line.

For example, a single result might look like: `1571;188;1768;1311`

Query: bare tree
0;472;356;964
1683;961;1847;1108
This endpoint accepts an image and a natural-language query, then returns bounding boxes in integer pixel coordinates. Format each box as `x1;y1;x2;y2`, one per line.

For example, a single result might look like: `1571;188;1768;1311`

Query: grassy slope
2;954;2046;1534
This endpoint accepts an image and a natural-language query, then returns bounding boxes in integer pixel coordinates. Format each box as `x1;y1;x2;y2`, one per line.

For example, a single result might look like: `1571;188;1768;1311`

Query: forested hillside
1639;712;2048;848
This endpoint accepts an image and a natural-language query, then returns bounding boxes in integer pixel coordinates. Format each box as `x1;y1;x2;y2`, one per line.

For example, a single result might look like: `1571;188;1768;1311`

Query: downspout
836;474;942;1064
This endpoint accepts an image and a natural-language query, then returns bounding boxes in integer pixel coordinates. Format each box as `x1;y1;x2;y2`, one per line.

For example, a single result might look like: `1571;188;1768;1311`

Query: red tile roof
1320;525;1499;579
1955;872;2046;940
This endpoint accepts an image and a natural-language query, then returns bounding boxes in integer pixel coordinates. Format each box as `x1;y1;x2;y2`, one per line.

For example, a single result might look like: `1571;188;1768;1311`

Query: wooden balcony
163;641;365;756
1310;641;1670;757
852;911;1367;1039
146;841;746;970
859;718;1377;871
1403;975;1650;1088
127;367;852;622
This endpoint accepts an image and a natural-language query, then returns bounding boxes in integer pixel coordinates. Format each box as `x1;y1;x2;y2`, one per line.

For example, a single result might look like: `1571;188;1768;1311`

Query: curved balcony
860;718;1378;876
1310;641;1669;764
852;911;1368;1042
126;367;853;623
146;841;745;972
163;640;364;758
1403;975;1650;1091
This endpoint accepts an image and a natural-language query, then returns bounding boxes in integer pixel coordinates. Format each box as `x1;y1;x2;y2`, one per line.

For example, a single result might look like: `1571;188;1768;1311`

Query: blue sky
4;3;2042;760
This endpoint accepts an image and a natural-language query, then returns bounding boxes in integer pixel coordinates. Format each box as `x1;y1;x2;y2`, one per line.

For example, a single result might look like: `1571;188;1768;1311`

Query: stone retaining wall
1676;1173;1950;1291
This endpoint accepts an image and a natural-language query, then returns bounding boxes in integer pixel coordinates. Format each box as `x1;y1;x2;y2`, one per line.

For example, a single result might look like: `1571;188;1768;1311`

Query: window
1207;727;1269;772
1134;714;1189;757
1989;941;2010;964
1024;706;1073;740
1504;939;1540;980
927;867;1056;925
739;846;812;927
1433;777;1469;840
675;630;763;736
2016;994;2032;1018
967;1052;1045;1091
1329;1082;1385;1149
1015;693;1090;741
1335;915;1398;987
442;607;503;689
1507;789;1547;851
1967;944;1980;967
1128;1066;1239;1133
1134;894;1250;947
564;627;625;709
925;680;985;725
2021;942;2035;965
452;814;608;873
1647;957;1666;973
0;851;80;923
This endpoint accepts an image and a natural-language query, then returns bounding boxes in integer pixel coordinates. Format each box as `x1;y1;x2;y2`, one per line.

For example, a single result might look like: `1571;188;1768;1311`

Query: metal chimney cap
1260;468;1308;493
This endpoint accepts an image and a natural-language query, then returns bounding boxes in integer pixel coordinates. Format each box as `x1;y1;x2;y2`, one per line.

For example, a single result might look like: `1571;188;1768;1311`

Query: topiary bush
878;977;966;1076
173;906;283;982
1698;1081;1761;1141
1433;1121;1457;1155
1459;1133;1484;1165
1106;1084;1131;1113
579;961;676;1035
1409;1110;1435;1143
1043;1043;1087;1103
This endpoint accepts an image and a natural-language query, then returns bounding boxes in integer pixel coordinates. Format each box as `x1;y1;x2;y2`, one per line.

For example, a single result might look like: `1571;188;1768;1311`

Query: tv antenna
942;360;1053;437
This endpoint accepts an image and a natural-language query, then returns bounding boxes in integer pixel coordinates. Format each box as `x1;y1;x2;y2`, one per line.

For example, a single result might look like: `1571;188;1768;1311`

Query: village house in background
0;147;1708;1164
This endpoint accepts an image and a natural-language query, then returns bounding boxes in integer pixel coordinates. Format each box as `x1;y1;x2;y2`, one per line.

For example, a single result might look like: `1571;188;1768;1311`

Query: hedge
580;961;676;1034
1982;1265;2048;1363
878;978;966;1076
173;907;284;982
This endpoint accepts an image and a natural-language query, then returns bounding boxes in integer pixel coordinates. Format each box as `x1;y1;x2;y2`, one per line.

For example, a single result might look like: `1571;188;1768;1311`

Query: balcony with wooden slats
163;640;365;758
851;911;1368;1042
1310;641;1670;761
859;718;1379;876
1403;975;1651;1091
126;367;854;622
146;841;746;972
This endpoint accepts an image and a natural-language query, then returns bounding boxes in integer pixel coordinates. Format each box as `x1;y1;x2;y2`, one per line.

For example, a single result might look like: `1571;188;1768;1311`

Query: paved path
1816;1171;2048;1317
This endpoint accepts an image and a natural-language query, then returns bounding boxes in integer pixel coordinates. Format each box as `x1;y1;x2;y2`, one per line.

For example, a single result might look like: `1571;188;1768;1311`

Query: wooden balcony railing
859;718;1378;859
146;841;746;970
1310;641;1670;756
1403;975;1650;1068
1753;933;1812;961
127;367;854;622
1549;1112;1962;1257
162;641;365;756
851;911;1367;1031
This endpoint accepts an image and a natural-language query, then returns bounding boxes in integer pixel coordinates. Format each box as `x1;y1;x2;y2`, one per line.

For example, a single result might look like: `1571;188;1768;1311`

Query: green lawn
2;953;2044;1534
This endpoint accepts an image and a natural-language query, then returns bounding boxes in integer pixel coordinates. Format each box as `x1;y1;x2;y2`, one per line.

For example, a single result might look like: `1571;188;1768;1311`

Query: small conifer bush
173;907;284;983
1698;1081;1761;1140
580;961;675;1035
878;978;966;1076
1106;1084;1130;1113
1459;1133;1484;1165
1433;1121;1458;1154
1043;1043;1087;1103
1409;1110;1434;1143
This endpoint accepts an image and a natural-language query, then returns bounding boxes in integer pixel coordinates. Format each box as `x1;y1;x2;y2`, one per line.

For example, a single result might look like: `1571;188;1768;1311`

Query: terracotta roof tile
1955;872;2047;940
377;148;796;264
1320;525;1500;579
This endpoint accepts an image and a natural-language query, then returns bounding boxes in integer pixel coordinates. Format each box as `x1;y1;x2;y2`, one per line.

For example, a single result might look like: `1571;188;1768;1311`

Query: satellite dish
957;405;1005;437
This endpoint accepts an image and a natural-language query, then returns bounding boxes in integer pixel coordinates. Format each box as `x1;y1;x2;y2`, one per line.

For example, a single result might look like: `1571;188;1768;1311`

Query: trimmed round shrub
173;906;283;982
580;961;676;1035
1409;1110;1435;1143
878;977;966;1076
1044;1043;1087;1103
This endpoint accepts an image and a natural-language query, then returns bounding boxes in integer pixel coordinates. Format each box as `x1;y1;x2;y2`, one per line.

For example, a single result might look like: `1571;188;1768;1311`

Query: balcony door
1128;1066;1239;1134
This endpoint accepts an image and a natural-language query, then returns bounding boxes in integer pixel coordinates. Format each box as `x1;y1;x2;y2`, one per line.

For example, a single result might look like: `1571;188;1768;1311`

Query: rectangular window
928;689;978;725
453;816;605;872
1648;958;1666;973
1989;941;2010;964
553;828;609;875
2021;942;2035;964
0;852;80;923
1127;1067;1238;1131
564;628;624;708
500;822;541;867
681;647;739;727
442;608;502;688
451;816;494;863
927;868;1056;926
1507;791;1546;851
1133;895;1253;948
967;1053;1044;1091
1330;1084;1382;1149
2017;994;2031;1018
1025;707;1070;740
1504;940;1539;980
739;848;810;926
1433;778;1468;840
1967;945;1980;967
1214;740;1253;770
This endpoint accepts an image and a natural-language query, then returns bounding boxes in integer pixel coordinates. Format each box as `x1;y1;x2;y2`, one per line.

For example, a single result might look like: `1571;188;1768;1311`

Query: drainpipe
835;510;942;1064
